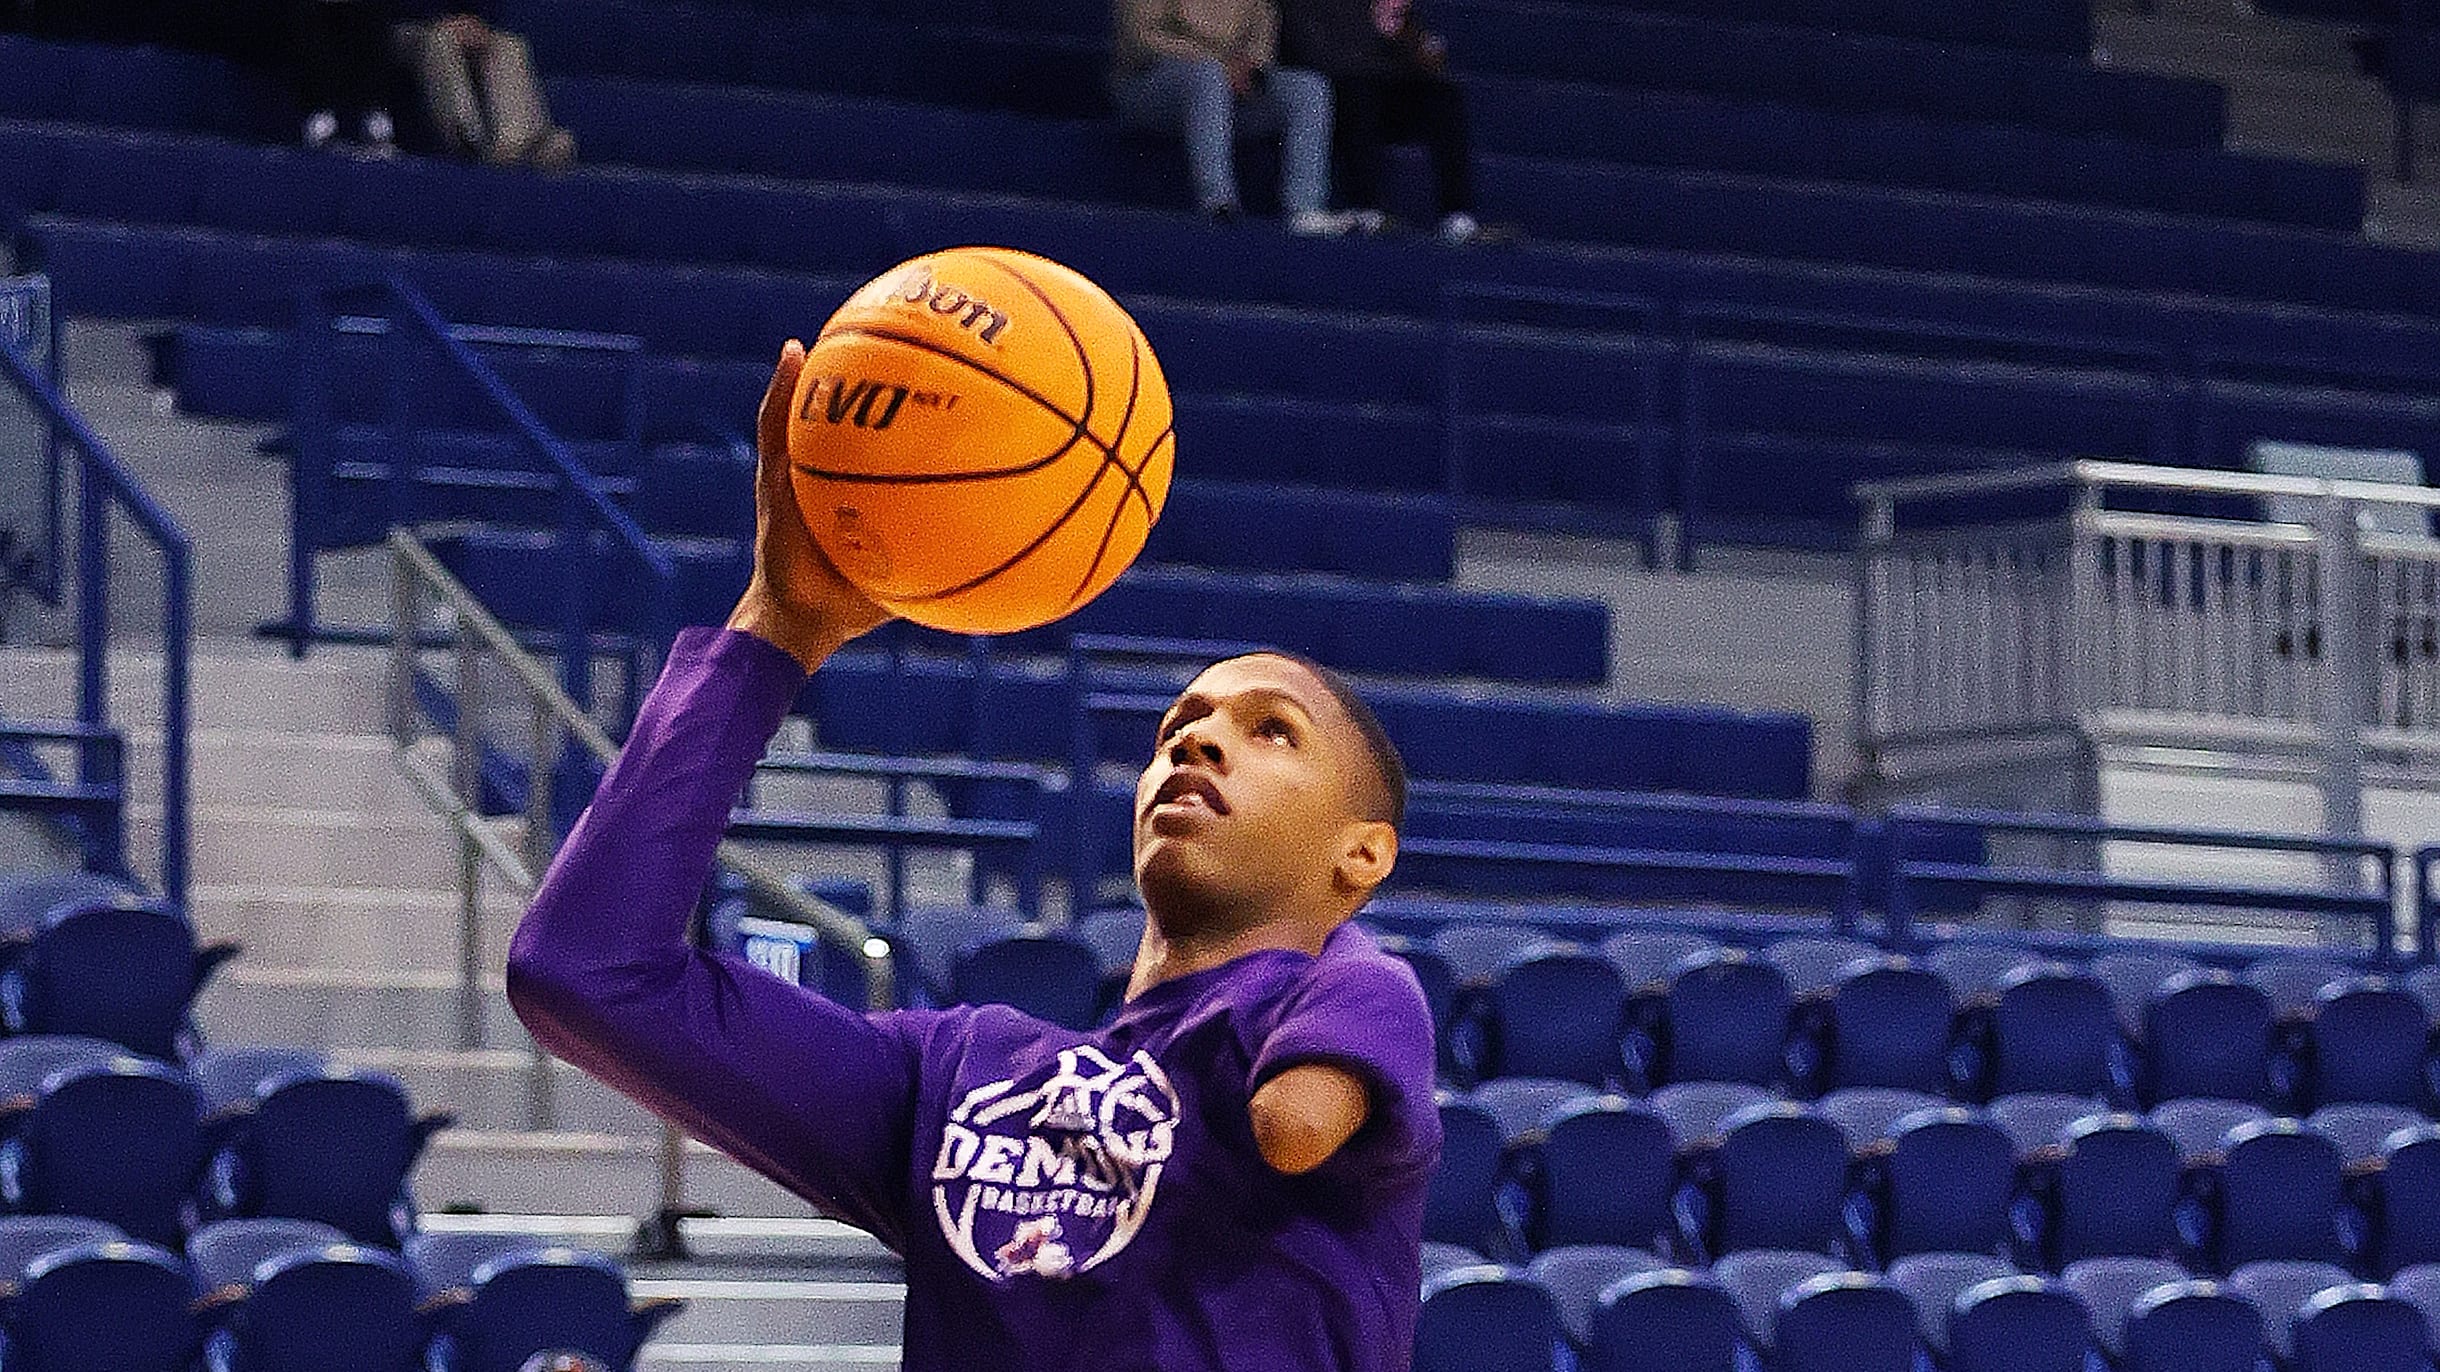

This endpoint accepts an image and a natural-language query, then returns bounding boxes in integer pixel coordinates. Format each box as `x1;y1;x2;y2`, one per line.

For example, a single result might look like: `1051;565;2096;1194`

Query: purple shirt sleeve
1249;936;1441;1190
505;625;928;1248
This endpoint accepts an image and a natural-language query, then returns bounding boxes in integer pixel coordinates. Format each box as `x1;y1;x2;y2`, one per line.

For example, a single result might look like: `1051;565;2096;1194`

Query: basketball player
506;340;1442;1370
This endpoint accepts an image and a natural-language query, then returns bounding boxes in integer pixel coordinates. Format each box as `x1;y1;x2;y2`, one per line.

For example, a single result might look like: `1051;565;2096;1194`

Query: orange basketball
786;247;1175;635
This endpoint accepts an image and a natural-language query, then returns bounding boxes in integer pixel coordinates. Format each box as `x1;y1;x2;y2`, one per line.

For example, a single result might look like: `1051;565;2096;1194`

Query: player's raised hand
725;339;893;669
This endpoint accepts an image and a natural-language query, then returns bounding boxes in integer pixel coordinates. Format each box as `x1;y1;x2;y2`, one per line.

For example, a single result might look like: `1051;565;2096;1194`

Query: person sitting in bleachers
285;0;401;153
1280;0;1491;244
394;2;577;168
1112;0;1352;235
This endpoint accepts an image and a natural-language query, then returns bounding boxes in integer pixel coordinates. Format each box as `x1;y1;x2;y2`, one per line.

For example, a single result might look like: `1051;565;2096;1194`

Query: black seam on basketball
1067;334;1151;605
793;325;1104;483
972;254;1096;447
890;447;1121;606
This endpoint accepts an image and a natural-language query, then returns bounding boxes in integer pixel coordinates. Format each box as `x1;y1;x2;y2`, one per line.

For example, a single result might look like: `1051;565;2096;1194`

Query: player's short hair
1259;652;1407;831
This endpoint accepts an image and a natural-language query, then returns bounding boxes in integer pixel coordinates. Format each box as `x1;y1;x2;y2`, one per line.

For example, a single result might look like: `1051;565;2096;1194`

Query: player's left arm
1250;1062;1372;1174
1248;946;1440;1180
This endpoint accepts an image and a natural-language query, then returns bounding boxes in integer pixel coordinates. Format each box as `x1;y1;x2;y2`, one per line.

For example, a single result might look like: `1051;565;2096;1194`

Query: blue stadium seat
2142;972;2274;1107
193;1048;329;1117
1658;950;1794;1088
2122;1278;2264;1372
2089;951;2204;1039
2230;1261;2394;1369
1946;1276;2095;1372
1472;1078;1595;1147
950;932;1102;1029
1925;942;2041;1001
1816;958;1955;1096
1815;1088;1948;1151
1434;925;1548;990
1533;1096;1675;1253
1985;1092;2107;1159
0;896;239;1059
1598;930;1721;998
1763;937;1878;998
1525;1245;1663;1345
893;905;1028;1004
8;1239;201;1372
1073;908;1143;986
0;1215;120;1295
1486;947;1628;1086
1414;1265;1565;1372
427;1245;680;1372
2061;1257;2186;1365
2247;958;2355;1022
2304;1102;2422;1167
1713;1249;1841;1359
1683;1103;1850;1261
189;1218;351;1300
0;872;134;941
2302;979;2430;1110
0;1036;127;1120
2047;1113;2180;1268
1368;932;1458;1052
1979;965;2116;1100
202;1060;452;1246
2407;966;2440;1021
1885;1252;2012;1360
2360;1125;2440;1276
1868;1108;2017;1263
1771;1270;1921;1372
2205;1119;2347;1271
1647;1082;1773;1150
2388;1262;2440;1353
1420;1241;1486;1283
0;1057;201;1246
213;1242;424;1372
1426;1095;1505;1256
1582;1266;1743;1372
2151;1099;2273;1164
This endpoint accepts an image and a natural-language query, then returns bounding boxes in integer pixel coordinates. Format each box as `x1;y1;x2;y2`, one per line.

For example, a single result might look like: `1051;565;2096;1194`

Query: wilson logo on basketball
798;375;960;432
884;268;1013;345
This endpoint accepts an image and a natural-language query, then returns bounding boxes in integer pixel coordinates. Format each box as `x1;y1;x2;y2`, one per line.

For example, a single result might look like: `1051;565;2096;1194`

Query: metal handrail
1859;457;2440;511
0;327;192;904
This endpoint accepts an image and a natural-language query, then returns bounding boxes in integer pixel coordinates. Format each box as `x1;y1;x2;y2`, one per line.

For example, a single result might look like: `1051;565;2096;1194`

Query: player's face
1132;656;1375;925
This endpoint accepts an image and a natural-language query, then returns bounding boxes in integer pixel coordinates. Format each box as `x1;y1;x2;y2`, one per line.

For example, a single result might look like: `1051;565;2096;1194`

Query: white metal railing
384;529;891;1227
1858;460;2440;827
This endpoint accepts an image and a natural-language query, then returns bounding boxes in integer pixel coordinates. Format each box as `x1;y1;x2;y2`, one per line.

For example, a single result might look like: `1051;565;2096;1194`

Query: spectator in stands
395;4;577;168
286;0;400;153
1281;0;1491;243
1112;0;1351;235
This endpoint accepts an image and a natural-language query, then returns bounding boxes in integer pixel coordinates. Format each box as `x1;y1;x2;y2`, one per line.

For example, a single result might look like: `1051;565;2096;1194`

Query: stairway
2089;0;2440;245
0;319;906;1369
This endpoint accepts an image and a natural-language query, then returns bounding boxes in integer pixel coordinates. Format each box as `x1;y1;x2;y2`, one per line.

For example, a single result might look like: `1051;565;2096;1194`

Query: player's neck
1123;913;1333;1001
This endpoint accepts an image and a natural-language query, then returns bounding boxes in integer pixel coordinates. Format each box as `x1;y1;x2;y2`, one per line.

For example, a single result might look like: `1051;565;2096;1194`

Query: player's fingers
757;339;806;481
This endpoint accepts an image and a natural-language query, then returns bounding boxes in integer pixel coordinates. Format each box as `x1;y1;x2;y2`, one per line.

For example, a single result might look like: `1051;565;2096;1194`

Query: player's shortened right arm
504;342;919;1237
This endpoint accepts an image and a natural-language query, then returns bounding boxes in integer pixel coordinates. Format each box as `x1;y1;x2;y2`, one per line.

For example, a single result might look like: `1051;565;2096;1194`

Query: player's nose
1166;723;1224;770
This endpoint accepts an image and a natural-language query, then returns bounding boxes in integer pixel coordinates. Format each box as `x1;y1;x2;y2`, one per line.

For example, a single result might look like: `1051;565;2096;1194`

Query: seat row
1390;924;2436;1114
1433;1075;2440;1279
0;1214;669;1372
486;0;2218;146
0;1036;449;1250
1413;1240;2440;1372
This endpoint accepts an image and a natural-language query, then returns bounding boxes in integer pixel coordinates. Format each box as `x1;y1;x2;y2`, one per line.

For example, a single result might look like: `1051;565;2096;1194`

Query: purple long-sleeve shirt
506;627;1441;1371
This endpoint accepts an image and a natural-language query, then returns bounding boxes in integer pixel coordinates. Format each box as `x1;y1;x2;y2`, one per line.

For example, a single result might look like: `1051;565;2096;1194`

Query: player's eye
1256;716;1297;744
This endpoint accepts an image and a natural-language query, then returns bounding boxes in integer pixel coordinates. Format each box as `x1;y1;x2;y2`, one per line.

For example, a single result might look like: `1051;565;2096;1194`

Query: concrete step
0;645;393;733
188;883;526;975
127;727;426;813
634;1278;905;1347
416;1212;899;1271
2093;11;2361;74
416;1130;826;1218
336;1046;661;1135
131;801;474;889
198;964;527;1051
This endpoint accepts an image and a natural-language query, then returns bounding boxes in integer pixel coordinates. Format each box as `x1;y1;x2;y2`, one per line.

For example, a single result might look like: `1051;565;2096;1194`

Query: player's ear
1332;820;1397;894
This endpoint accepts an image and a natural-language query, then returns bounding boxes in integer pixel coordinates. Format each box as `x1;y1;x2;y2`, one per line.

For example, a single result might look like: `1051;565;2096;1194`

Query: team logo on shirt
930;1045;1182;1281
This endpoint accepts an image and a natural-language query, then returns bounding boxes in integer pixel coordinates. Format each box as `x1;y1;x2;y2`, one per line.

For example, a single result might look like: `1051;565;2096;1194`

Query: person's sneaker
1347;209;1390;235
529;127;578;171
1289;209;1354;237
1438;211;1483;244
302;110;340;149
358;109;397;157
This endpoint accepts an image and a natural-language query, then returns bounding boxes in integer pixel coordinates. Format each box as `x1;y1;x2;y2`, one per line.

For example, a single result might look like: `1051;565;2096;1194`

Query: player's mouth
1146;769;1229;819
